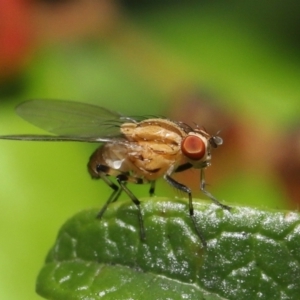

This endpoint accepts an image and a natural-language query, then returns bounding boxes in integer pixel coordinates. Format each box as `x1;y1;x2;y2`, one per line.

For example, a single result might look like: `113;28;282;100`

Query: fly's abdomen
88;143;134;178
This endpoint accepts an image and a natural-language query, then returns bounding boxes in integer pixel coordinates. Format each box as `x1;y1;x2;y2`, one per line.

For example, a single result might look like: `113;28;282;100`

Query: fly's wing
16;100;125;137
0;135;113;142
0;100;134;142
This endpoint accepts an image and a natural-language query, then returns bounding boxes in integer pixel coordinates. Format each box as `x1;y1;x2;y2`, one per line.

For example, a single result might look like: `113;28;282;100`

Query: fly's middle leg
164;174;207;247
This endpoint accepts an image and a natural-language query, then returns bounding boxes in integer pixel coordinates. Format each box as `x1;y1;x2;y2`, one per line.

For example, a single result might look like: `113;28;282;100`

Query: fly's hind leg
116;174;147;241
164;174;207;247
95;165;123;219
95;163;147;241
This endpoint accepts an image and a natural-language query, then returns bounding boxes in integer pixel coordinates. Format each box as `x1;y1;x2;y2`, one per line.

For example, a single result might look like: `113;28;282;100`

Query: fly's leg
116;174;146;241
200;168;231;210
175;162;193;173
149;181;156;197
95;164;125;218
164;174;207;247
96;171;122;219
95;164;147;241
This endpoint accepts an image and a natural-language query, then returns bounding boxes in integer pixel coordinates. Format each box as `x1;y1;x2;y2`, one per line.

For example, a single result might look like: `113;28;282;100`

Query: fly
0;100;230;246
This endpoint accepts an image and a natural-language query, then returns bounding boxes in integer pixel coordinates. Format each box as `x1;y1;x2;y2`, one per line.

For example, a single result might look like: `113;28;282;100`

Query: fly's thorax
119;119;187;180
180;132;212;168
120;119;185;146
126;142;180;180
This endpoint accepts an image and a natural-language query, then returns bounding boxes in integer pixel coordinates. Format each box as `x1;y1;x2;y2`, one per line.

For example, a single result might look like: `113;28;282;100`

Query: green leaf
36;198;300;300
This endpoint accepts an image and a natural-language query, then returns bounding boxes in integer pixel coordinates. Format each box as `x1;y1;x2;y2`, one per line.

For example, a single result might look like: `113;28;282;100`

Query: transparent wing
0;135;113;143
13;99;132;138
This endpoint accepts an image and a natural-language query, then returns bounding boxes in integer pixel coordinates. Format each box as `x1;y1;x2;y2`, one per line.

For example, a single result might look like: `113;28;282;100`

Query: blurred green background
0;1;300;299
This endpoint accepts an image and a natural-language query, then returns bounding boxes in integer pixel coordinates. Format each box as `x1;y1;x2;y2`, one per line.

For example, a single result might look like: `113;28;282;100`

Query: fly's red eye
181;135;206;160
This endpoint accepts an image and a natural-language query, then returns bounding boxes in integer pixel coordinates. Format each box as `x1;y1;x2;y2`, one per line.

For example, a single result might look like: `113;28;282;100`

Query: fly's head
181;128;223;169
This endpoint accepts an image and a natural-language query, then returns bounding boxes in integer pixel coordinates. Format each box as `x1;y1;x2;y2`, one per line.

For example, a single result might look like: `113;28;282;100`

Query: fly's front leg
164;175;194;215
164;174;207;246
200;168;231;210
116;174;146;241
174;162;193;173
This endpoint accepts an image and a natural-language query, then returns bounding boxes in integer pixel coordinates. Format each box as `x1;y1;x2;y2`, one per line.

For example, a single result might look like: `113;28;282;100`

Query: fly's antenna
209;130;223;148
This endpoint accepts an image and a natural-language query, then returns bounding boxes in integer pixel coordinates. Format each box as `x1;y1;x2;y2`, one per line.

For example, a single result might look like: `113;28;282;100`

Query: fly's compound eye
181;135;206;160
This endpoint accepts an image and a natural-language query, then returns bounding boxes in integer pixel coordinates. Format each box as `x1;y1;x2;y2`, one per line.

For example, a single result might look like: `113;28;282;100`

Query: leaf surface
36;198;300;300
